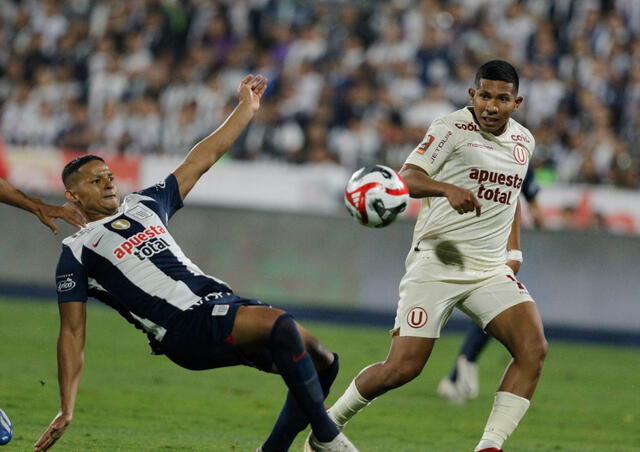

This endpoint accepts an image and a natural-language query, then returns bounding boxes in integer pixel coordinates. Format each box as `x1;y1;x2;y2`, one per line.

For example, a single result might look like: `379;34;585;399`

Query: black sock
263;315;338;450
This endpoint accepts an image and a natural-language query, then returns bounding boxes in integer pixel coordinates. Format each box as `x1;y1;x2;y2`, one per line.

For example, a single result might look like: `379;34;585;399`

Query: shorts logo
513;144;527;165
416;135;435;155
57;277;76;292
407;307;428;328
111;219;131;230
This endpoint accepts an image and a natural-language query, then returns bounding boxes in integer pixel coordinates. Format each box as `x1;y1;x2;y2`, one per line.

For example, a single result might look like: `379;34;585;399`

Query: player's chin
480;118;504;132
101;197;120;211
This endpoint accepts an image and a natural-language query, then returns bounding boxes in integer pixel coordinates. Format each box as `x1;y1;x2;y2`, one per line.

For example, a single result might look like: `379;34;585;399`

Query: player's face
65;160;120;220
468;79;523;135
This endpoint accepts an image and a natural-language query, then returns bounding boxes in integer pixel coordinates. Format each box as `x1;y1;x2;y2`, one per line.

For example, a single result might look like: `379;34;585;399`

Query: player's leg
328;249;461;431
257;324;341;451
438;323;490;402
327;334;435;429
231;306;354;451
474;301;547;452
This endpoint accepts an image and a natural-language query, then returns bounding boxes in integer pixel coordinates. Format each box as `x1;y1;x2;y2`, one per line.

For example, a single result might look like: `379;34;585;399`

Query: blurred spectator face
468;79;522;134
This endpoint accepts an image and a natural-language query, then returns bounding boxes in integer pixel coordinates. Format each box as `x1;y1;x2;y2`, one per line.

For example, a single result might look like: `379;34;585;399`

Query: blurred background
0;0;638;343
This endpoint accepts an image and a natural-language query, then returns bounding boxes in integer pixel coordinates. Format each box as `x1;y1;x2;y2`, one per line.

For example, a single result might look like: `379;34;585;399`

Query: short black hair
474;60;519;94
62;154;105;187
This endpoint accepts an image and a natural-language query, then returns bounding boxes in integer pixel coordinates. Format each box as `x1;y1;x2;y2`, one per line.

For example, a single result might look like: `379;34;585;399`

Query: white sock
327;379;372;429
474;391;530;451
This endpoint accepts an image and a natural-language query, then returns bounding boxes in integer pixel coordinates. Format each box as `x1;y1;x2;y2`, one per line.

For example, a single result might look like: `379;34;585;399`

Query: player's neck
85;206;119;223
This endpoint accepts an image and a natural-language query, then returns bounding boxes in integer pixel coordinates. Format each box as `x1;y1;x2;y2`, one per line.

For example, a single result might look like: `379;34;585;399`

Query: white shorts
393;249;535;338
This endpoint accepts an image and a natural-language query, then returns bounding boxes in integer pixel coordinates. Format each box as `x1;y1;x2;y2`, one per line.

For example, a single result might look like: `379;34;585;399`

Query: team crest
111;219;131;230
513;144;527;165
407;307;428;328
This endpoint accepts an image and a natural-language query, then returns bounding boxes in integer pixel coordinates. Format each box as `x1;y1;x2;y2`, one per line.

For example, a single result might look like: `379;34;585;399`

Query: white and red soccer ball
344;165;409;228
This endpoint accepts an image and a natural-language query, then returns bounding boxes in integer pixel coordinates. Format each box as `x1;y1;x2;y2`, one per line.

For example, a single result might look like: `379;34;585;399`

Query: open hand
237;74;267;112
34;412;72;452
34;202;87;234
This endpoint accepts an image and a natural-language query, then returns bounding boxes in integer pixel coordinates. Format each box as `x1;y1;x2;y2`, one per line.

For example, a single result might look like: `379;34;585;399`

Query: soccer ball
344;165;409;228
0;408;12;446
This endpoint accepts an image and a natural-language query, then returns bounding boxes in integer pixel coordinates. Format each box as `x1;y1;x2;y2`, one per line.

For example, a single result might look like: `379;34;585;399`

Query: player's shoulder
62;225;95;247
433;107;475;128
432;108;485;140
508;117;536;149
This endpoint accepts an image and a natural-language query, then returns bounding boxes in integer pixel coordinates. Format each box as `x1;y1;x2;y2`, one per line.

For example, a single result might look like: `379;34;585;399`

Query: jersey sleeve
521;166;540;202
135;173;184;220
56;245;88;303
404;118;456;175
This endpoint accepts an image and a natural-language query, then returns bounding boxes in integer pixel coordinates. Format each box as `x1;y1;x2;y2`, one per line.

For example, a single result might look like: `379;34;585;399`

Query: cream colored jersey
404;107;535;271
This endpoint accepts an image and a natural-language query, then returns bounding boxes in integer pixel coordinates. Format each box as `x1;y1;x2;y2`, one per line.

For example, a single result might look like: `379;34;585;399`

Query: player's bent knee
515;337;548;373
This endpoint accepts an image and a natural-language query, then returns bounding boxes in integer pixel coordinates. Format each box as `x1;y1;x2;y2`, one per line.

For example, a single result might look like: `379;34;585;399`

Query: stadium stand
0;0;638;189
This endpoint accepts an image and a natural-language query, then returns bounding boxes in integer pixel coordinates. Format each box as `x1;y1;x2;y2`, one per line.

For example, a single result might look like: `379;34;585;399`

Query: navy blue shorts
159;294;267;371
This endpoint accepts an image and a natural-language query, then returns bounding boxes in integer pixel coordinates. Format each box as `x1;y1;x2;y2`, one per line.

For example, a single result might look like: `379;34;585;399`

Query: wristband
506;249;523;263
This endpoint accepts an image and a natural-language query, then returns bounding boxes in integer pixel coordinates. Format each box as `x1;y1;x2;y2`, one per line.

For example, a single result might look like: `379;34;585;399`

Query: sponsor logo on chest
468;168;524;206
113;225;169;261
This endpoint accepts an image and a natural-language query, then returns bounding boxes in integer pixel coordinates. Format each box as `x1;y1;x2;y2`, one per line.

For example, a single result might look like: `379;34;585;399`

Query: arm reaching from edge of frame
172;74;268;200
34;302;87;452
0;178;86;233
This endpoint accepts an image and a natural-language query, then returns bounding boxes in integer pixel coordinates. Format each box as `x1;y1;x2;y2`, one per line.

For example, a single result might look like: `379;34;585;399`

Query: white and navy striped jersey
55;174;231;346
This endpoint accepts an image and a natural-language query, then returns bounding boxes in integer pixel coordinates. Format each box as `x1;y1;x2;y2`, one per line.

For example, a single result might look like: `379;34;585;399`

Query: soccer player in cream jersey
323;60;547;452
33;75;358;452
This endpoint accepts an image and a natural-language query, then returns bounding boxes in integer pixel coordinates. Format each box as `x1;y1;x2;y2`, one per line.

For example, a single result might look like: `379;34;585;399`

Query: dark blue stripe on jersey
82;247;180;327
135;174;183;223
147;251;231;296
140;200;167;226
106;214;232;298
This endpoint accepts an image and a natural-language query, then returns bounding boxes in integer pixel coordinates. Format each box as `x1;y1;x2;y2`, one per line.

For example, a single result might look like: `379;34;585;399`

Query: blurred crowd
0;0;639;188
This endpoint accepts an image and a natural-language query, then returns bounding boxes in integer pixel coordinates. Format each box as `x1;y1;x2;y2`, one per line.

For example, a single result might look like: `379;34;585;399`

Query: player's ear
513;96;524;111
64;189;79;203
468;88;476;101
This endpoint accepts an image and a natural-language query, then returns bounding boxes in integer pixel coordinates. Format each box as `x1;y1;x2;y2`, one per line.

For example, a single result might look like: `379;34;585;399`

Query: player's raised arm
172;74;267;200
0;177;86;233
34;302;87;452
400;164;482;216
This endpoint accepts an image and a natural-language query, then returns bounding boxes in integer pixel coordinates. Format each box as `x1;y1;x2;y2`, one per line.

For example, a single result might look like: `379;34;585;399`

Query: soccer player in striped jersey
325;61;547;452
34;75;357;452
0;177;86;233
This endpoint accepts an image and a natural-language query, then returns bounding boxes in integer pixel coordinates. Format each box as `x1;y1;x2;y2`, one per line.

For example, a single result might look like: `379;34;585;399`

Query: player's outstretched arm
400;163;482;216
506;200;522;275
34;302;87;452
0;178;86;233
173;74;267;200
